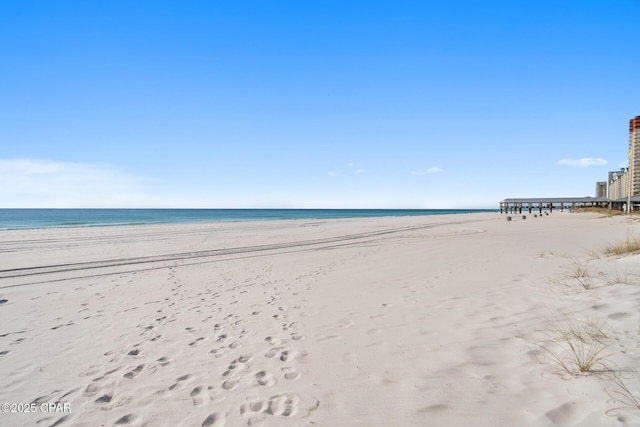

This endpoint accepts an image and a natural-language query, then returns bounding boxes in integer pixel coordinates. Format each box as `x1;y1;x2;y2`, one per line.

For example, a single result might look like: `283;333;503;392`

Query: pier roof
611;196;640;203
500;197;610;204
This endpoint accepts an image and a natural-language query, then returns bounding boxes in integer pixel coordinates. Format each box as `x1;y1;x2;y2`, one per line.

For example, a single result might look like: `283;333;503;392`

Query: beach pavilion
499;197;611;214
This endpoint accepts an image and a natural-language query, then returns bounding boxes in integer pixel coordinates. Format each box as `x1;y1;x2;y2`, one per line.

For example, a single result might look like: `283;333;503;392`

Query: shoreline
0;208;498;231
0;212;502;287
1;212;639;426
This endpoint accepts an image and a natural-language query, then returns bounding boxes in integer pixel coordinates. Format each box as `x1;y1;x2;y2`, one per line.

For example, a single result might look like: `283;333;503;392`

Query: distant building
631;116;640;196
608;168;629;200
595;181;607;198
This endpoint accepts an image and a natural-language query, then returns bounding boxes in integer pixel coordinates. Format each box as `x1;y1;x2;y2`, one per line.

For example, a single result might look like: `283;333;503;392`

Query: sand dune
1;212;639;426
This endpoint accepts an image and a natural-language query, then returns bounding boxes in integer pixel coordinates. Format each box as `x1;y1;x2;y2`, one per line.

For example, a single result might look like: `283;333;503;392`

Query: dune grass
540;315;614;376
557;259;639;290
602;236;640;256
563;260;595;290
607;374;640;415
542;243;640;414
603;231;640;257
602;269;640;286
546;315;610;343
542;337;612;376
572;207;626;217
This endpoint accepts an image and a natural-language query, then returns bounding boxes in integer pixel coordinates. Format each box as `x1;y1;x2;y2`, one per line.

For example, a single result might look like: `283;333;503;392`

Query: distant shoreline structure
0;208;498;230
500;195;640;214
595;115;640;212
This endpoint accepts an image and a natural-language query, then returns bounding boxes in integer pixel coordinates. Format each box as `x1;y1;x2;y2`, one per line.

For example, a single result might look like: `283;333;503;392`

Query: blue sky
1;0;639;208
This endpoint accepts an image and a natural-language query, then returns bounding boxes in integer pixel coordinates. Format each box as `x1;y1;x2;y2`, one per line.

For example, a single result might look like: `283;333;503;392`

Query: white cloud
0;158;154;207
353;169;367;175
411;166;443;176
556;158;608;167
327;171;339;176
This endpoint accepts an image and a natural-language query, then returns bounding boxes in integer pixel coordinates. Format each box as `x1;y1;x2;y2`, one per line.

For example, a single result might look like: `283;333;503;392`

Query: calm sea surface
0;209;498;230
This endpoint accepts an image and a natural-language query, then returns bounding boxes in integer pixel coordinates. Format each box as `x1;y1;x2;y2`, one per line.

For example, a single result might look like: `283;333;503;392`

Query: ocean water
0;209;497;230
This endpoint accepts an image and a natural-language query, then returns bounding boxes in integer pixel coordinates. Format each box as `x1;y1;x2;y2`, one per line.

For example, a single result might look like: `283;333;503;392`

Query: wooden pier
499;197;610;214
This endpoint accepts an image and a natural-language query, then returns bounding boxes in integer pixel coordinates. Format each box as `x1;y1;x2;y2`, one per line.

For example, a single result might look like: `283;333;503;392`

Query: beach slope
1;212;639;426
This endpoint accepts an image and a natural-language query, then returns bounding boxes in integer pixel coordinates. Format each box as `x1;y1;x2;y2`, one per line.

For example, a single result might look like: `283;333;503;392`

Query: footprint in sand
280;349;303;362
93;368;121;382
115;413;138;425
282;322;302;331
83;383;104;397
255;371;276;386
51;322;74;330
265;347;304;362
169;374;194;391
235;354;254;365
209;348;228;359
265;347;282;359
265;336;284;345
190;386;211;406
242;397;268;414
223;365;237;377
123;364;144;379
266;393;298;417
222;378;239;391
95;393;113;405
282;367;301;380
157;356;171;366
189;337;206;346
202;412;226;427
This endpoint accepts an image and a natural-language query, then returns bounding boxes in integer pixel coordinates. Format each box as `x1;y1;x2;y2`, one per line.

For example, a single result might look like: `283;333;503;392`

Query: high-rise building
630;115;640;196
595;181;607;198
608;169;629;199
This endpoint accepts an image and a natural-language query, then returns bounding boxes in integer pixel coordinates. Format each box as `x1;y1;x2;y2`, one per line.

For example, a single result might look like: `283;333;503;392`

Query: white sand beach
1;212;640;427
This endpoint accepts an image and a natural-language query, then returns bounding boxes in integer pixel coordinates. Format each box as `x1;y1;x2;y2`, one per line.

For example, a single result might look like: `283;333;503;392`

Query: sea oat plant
541;315;614;376
601;269;640;286
564;260;595;290
603;231;640;257
606;373;640;414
